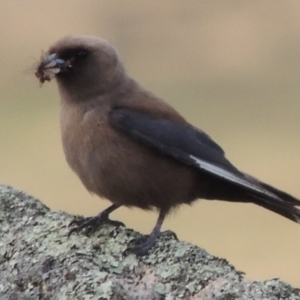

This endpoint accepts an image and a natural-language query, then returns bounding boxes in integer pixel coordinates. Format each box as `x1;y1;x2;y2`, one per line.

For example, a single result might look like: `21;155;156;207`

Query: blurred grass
1;1;300;286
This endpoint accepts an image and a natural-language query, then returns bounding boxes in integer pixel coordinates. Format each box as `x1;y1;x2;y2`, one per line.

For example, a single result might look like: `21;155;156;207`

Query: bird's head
35;36;126;100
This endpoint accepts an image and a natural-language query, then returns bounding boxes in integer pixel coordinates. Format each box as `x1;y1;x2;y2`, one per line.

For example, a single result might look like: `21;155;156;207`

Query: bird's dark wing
109;108;278;199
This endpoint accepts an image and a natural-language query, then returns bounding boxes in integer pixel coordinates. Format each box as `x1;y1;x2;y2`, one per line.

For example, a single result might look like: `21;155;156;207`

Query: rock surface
0;185;299;299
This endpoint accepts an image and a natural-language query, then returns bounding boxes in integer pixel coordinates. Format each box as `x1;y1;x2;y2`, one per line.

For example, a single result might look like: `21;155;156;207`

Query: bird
35;35;300;255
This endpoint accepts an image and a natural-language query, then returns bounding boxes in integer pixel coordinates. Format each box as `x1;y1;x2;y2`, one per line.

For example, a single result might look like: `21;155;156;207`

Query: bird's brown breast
60;97;198;211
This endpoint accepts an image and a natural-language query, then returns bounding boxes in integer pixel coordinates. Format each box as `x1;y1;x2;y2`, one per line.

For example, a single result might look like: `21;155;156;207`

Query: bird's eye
76;49;88;59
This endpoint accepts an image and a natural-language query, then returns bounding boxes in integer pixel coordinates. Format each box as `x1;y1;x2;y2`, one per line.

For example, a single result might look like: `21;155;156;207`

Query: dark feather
109;107;300;224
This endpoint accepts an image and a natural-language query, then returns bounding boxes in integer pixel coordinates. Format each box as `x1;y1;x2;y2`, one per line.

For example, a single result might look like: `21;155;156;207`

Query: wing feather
109;108;279;200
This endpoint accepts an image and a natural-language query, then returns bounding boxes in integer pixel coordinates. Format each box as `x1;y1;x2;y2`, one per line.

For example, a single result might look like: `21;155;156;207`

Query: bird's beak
35;53;72;83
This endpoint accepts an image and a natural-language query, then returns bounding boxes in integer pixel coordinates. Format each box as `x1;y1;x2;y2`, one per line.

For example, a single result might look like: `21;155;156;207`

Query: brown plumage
35;36;300;255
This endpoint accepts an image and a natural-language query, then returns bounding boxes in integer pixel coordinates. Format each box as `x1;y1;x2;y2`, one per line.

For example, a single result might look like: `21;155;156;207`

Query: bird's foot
68;213;124;237
127;230;178;255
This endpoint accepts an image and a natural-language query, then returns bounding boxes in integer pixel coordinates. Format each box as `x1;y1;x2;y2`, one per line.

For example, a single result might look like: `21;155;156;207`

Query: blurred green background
1;1;300;286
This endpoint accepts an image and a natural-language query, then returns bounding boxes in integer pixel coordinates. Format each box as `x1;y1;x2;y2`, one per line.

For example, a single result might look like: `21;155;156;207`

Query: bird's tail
247;175;300;224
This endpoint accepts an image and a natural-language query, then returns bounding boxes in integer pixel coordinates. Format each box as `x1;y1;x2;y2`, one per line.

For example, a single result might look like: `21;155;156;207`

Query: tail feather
247;176;300;224
258;181;300;206
253;196;300;224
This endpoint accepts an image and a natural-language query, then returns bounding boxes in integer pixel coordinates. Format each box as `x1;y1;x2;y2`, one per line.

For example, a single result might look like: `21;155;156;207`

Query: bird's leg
68;204;123;237
128;208;176;255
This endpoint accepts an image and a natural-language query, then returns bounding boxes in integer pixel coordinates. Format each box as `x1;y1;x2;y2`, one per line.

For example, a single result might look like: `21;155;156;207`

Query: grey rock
0;185;299;300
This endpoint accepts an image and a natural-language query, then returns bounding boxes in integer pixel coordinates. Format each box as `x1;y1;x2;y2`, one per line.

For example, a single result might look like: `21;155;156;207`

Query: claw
127;230;177;255
67;204;122;237
126;207;175;255
68;215;101;237
125;208;171;255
